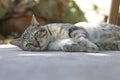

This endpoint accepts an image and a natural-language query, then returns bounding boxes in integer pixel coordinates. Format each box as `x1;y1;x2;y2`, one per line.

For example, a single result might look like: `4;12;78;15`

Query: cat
10;15;120;52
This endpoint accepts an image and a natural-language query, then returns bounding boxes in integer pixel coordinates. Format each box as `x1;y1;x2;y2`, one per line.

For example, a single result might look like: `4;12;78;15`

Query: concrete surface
0;44;120;80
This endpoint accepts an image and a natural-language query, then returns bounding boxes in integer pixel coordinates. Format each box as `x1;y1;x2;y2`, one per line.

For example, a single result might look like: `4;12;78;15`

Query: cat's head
10;15;50;51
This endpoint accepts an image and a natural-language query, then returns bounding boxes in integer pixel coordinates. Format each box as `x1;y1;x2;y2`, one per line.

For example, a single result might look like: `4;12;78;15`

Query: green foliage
0;0;86;44
64;1;85;23
0;5;7;18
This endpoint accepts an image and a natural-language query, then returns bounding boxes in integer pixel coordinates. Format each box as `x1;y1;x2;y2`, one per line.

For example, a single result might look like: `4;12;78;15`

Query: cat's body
10;15;120;52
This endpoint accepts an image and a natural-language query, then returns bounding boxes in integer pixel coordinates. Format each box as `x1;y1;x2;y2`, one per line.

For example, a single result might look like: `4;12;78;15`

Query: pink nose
33;41;40;47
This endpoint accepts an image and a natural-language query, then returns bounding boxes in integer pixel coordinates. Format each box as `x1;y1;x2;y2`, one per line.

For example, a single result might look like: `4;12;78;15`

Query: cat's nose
33;41;40;47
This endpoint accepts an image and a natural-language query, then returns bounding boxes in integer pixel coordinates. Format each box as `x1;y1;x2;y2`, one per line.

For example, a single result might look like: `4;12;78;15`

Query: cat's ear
10;38;22;48
31;14;39;25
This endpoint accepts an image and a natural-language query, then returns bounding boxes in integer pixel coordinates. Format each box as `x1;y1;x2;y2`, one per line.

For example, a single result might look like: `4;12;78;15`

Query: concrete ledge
0;44;120;80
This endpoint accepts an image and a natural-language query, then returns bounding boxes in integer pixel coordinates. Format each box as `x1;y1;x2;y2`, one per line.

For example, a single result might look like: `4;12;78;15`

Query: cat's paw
62;45;72;52
78;40;99;52
76;37;99;52
62;44;80;52
86;43;99;53
62;42;99;52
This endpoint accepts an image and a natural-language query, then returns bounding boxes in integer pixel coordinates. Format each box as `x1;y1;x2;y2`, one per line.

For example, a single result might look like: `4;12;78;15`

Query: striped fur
10;15;120;52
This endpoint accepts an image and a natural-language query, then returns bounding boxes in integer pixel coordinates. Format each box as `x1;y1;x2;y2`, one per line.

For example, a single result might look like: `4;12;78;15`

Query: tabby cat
10;15;120;52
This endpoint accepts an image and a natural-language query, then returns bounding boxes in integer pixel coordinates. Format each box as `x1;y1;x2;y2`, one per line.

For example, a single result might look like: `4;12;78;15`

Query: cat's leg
49;38;84;52
48;39;79;51
61;38;98;52
58;38;82;52
77;37;99;52
61;39;88;52
111;40;120;50
97;40;120;50
62;43;81;52
69;27;99;52
48;38;80;51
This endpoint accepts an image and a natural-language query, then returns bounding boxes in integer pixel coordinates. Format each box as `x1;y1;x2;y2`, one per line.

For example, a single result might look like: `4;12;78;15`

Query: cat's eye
25;43;34;50
37;25;40;27
40;29;46;32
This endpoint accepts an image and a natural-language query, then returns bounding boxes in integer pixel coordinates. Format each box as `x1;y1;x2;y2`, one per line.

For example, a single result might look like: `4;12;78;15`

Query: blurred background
0;0;119;44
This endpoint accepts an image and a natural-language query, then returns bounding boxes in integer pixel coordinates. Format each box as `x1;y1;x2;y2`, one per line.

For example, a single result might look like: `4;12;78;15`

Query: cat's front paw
86;43;99;53
62;44;80;52
77;37;99;52
62;45;72;52
78;40;99;52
